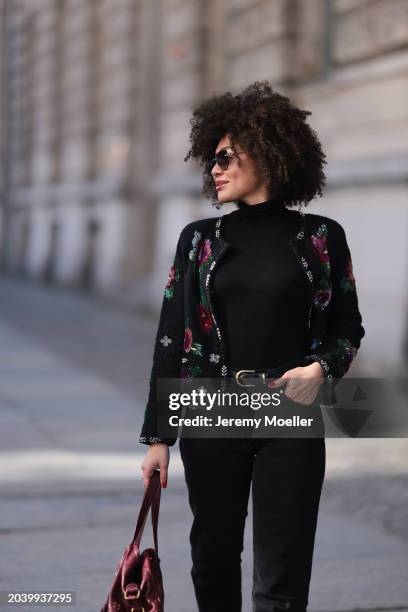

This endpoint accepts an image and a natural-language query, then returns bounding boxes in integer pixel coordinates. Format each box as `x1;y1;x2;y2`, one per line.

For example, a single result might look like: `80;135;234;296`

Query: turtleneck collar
235;195;290;217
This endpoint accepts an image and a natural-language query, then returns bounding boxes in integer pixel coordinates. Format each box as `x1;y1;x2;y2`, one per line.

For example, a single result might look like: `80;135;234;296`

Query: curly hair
184;80;327;209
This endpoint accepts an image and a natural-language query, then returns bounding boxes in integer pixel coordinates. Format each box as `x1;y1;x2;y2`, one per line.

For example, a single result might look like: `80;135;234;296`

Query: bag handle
132;469;161;555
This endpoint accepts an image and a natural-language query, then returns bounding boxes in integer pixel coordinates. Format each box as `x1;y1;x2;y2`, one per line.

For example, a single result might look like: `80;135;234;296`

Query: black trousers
179;431;326;612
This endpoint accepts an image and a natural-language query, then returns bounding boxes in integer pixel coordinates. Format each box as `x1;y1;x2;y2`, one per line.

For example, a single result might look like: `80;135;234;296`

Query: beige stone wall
291;0;408;374
0;0;145;290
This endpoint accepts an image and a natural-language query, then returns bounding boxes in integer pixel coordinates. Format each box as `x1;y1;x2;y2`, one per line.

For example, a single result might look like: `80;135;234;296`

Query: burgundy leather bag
101;469;164;612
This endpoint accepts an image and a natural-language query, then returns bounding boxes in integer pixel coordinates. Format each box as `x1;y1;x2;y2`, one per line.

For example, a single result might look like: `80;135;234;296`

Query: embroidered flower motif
184;327;192;352
336;338;357;371
209;353;220;363
184;319;204;356
190;341;204;357
313;287;332;309
340;257;356;293
310;224;332;310
198;303;213;334
160;335;172;347
164;263;180;299
189;230;202;261
310;224;330;274
197;239;212;266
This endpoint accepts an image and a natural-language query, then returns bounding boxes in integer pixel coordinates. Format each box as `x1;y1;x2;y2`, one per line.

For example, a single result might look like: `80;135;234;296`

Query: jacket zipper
206;248;228;388
205;217;229;389
289;219;314;345
301;254;314;332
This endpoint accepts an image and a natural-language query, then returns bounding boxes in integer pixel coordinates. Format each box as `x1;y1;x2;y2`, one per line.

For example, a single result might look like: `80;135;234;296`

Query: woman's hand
141;443;169;489
270;362;324;406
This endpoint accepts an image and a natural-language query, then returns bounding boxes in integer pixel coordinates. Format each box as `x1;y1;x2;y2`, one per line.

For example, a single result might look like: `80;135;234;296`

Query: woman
139;81;365;611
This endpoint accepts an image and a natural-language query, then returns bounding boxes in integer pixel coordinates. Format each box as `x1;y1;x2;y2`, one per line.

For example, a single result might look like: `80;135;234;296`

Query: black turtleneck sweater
212;196;310;370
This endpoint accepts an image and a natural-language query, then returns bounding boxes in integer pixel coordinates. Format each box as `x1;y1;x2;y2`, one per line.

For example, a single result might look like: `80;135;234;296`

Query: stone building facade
1;0;408;374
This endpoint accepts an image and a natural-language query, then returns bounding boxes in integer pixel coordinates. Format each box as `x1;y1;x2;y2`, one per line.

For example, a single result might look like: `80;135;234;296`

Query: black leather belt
229;357;307;388
230;367;285;388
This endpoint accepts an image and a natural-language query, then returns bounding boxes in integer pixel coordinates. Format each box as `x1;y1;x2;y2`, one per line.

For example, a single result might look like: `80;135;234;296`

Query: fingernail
267;381;276;388
163;481;167;488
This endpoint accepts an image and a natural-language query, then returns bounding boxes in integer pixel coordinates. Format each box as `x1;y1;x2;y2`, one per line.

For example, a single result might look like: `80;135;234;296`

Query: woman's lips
216;183;228;190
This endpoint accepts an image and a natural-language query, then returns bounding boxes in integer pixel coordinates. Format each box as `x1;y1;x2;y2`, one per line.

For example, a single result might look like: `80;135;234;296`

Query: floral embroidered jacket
139;209;365;446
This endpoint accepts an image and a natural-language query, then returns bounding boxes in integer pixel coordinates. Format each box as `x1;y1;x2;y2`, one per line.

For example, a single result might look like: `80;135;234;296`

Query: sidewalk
0;276;407;612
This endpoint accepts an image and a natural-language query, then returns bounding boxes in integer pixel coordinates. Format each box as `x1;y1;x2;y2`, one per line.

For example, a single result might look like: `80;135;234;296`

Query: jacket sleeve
303;220;365;391
139;229;186;446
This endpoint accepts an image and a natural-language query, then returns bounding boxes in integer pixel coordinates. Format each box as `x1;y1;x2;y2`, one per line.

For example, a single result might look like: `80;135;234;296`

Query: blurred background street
0;277;407;612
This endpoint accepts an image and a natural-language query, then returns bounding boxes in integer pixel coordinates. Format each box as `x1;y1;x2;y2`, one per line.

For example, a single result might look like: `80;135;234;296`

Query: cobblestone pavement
0;276;407;612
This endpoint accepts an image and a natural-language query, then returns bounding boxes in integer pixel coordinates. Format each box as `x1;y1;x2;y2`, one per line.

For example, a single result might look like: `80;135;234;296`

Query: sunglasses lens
208;158;217;172
219;151;230;170
208;151;230;172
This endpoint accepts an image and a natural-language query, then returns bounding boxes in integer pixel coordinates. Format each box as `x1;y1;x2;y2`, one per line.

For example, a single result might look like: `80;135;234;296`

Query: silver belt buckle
235;369;257;387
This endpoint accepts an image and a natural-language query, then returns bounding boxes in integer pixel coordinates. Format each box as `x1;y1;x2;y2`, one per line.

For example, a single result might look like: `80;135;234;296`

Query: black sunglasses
207;148;242;172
